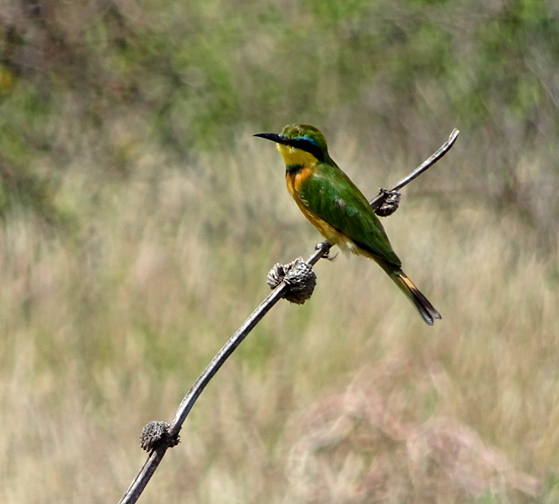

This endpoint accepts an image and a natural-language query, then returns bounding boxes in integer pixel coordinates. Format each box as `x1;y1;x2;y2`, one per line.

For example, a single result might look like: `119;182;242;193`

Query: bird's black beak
254;132;290;145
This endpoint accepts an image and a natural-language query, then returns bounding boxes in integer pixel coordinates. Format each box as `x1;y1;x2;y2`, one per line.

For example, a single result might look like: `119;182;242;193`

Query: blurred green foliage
1;0;559;241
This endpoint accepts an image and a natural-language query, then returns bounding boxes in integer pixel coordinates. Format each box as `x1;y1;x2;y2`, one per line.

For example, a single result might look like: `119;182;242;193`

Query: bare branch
117;128;459;504
370;128;460;208
118;285;288;504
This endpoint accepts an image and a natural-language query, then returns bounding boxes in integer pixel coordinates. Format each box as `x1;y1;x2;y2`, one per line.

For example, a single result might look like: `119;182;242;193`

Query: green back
299;161;402;268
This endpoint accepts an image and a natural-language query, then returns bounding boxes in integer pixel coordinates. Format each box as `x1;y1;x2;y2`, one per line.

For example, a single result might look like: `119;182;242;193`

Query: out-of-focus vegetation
2;0;559;240
1;0;559;503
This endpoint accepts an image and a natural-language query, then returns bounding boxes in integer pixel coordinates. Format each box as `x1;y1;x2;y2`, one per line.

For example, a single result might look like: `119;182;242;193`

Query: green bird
255;124;441;325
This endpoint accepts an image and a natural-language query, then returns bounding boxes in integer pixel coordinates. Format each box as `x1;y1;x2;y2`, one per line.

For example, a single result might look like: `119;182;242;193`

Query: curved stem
117;128;459;504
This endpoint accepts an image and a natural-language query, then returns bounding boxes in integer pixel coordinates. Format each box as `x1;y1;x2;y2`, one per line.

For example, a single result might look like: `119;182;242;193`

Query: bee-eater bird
255;124;441;325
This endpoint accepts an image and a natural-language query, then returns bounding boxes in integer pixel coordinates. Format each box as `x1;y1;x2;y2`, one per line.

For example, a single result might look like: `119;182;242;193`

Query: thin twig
370;128;460;205
118;286;288;504
117;128;459;504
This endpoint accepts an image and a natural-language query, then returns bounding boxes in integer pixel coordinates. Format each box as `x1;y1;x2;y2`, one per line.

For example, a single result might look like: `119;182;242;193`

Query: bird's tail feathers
390;269;441;326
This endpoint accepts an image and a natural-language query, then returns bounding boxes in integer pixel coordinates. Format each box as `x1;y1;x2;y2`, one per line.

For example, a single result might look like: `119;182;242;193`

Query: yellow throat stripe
276;144;318;168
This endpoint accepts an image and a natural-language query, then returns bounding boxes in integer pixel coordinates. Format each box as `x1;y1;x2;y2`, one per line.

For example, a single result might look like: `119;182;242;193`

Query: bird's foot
315;241;337;261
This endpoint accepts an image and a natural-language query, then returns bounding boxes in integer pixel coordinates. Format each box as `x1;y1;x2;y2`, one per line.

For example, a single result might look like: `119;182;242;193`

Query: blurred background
1;0;558;502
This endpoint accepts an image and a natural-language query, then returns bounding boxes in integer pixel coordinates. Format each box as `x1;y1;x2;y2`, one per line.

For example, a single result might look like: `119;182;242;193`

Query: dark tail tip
411;287;442;326
398;272;441;326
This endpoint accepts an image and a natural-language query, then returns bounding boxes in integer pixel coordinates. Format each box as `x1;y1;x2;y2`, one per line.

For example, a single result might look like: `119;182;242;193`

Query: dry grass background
2;1;559;501
0;127;558;503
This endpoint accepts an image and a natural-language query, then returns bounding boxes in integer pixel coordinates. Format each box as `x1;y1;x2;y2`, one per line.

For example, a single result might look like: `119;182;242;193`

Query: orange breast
286;166;312;197
286;168;363;255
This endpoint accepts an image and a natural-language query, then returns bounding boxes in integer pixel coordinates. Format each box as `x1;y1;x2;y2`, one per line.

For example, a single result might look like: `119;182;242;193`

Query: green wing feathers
298;162;441;325
299;163;402;266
